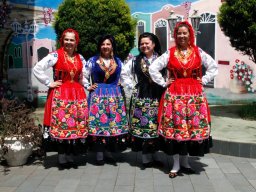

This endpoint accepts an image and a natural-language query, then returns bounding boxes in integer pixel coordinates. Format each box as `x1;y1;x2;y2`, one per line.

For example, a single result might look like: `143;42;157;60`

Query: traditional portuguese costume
84;56;129;152
33;48;89;149
149;46;218;156
121;53;166;154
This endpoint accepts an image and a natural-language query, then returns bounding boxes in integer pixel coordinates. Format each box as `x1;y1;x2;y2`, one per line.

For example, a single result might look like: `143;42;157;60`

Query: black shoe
68;162;78;169
180;166;196;174
105;157;117;166
142;162;154;168
169;170;183;178
58;163;70;170
96;160;105;166
152;160;164;168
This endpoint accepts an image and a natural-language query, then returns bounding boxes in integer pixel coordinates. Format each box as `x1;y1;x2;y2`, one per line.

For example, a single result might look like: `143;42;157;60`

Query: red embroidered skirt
158;78;211;141
44;81;89;140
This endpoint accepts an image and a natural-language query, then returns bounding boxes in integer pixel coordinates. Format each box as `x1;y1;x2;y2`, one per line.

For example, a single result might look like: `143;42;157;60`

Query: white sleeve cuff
45;81;51;87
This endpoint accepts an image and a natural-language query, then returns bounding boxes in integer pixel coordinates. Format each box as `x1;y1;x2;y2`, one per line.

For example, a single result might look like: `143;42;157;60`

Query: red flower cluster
230;59;254;93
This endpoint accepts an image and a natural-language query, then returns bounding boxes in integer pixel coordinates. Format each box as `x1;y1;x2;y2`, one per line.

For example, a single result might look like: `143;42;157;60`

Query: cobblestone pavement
1;150;256;192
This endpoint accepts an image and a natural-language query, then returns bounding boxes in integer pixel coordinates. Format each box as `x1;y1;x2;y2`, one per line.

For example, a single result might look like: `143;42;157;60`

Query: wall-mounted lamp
190;10;201;36
167;10;178;38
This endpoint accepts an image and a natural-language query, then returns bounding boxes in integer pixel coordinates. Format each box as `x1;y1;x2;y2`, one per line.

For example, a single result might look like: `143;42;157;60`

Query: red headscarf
173;21;195;47
59;28;80;47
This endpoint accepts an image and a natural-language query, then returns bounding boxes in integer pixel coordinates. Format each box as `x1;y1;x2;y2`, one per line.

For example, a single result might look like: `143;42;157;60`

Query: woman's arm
33;52;58;87
79;54;87;86
120;58;134;90
199;48;218;85
82;57;93;90
149;51;170;87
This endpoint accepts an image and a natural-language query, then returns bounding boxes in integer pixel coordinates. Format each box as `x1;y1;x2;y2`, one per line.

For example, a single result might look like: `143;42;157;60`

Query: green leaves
218;0;256;63
54;0;136;60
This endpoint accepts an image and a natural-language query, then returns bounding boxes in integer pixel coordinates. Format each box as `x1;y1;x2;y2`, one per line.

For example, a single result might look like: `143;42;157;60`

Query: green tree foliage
218;0;256;63
54;0;136;60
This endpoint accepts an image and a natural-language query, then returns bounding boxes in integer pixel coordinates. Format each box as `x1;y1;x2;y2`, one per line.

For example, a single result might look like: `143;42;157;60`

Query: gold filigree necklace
64;51;77;82
97;57;117;82
174;47;195;77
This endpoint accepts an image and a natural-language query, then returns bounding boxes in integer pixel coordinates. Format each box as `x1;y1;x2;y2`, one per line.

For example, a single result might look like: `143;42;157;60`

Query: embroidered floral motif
88;95;128;136
159;93;210;141
130;97;159;138
50;98;89;139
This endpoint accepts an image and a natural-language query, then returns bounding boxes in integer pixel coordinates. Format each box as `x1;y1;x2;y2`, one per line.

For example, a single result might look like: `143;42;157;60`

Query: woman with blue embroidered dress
33;28;89;169
121;32;166;168
84;35;129;165
149;21;218;178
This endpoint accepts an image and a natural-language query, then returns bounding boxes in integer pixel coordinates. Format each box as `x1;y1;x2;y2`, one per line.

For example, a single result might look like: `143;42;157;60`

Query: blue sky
9;0;198;40
10;0;198;13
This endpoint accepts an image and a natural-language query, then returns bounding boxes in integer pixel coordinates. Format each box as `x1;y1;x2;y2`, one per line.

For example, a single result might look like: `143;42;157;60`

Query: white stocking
171;154;180;173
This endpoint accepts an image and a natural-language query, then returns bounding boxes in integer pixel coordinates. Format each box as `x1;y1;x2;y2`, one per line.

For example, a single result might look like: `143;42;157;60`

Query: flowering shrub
230;59;255;93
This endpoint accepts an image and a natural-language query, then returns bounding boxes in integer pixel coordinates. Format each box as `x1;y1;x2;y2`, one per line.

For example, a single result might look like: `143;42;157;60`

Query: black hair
97;34;117;55
137;32;162;56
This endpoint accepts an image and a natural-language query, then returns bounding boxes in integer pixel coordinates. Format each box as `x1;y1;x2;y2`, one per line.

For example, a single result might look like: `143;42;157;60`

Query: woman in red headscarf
149;21;218;178
33;28;89;169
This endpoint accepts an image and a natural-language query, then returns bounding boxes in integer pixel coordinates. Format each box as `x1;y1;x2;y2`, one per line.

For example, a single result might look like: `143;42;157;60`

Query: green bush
218;0;256;63
54;0;136;60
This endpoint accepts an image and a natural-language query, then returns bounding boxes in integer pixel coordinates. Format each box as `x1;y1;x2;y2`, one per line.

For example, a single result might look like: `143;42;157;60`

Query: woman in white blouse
149;21;218;178
33;28;89;169
121;32;166;168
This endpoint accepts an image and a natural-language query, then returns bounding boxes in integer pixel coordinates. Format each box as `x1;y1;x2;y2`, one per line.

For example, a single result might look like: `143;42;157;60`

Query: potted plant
0;98;42;166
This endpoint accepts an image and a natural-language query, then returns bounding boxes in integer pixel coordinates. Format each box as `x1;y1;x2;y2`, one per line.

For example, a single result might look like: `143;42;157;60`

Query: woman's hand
49;80;62;88
87;83;98;91
166;78;175;87
197;77;203;85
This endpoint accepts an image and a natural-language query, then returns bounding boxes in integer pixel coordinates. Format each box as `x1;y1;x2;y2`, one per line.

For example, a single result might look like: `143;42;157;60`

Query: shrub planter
1;137;33;166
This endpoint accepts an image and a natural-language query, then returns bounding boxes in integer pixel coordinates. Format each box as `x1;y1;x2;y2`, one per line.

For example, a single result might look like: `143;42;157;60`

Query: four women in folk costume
33;28;89;169
34;22;217;177
149;21;218;178
84;35;129;165
121;32;166;167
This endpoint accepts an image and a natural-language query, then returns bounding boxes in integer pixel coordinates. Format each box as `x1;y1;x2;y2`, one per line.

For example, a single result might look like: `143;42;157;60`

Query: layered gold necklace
64;51;77;82
174;47;195;77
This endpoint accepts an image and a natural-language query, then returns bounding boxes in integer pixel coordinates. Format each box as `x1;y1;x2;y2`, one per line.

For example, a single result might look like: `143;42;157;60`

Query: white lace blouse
33;51;87;87
148;48;218;87
120;57;155;90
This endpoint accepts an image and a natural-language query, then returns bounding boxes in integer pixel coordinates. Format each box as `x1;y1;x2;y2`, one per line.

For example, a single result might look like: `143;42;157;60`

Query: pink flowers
165;103;173;118
58;109;65;119
192;116;200;126
100;113;108;124
67;117;76;127
90;104;99;115
173;114;180;125
199;104;207;116
105;106;110;113
115;112;121;123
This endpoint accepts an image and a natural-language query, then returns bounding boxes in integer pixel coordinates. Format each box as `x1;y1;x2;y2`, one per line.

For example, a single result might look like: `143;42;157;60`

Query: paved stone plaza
1;151;256;192
1;104;256;192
